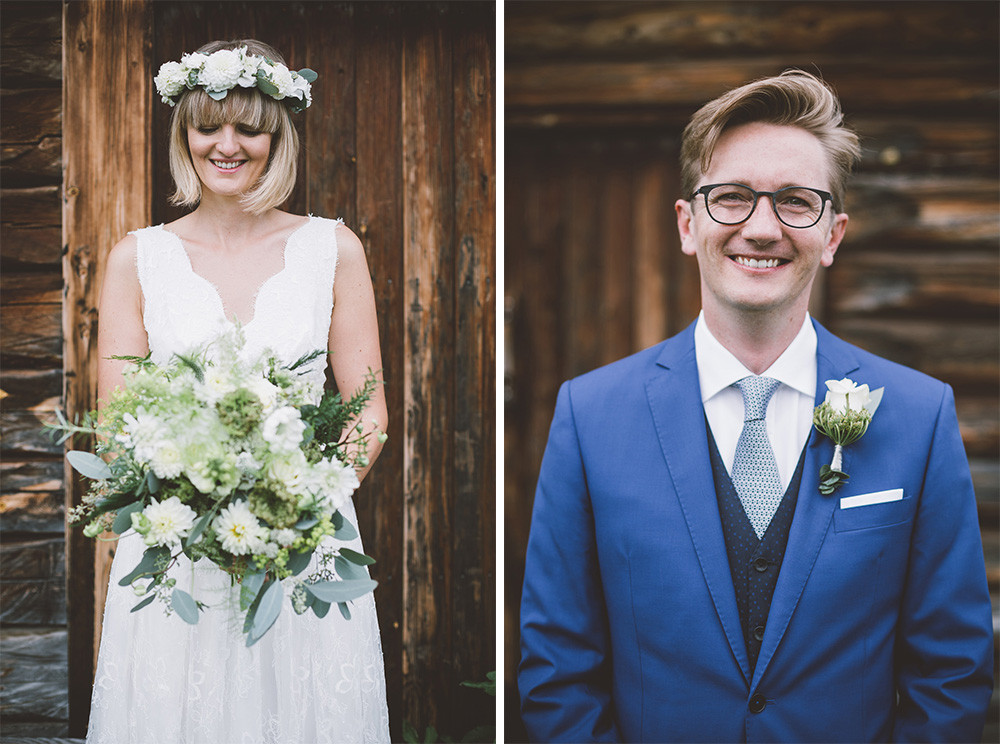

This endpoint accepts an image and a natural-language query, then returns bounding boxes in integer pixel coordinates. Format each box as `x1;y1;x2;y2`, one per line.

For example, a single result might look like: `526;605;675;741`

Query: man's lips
729;255;789;269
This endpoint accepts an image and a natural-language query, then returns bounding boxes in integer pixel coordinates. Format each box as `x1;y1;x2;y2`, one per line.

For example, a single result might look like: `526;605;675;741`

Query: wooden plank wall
1;1;494;740
504;2;999;741
0;1;70;737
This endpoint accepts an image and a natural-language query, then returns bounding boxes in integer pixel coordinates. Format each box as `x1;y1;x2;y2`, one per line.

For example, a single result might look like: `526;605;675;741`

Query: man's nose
741;195;783;243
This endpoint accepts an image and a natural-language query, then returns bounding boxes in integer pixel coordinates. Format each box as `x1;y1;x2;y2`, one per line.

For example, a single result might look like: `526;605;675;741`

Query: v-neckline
161;217;312;328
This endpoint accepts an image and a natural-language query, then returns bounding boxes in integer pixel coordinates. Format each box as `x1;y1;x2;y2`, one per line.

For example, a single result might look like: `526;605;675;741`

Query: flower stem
831;444;843;472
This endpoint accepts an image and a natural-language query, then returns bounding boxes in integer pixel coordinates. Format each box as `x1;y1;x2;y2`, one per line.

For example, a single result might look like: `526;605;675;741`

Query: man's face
675;122;848;323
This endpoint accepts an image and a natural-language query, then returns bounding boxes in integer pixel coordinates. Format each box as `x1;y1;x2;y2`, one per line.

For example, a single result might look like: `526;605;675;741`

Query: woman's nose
214;125;240;156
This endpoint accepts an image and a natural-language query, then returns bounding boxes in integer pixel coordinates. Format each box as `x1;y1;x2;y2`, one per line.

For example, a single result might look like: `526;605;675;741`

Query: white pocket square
840;488;904;509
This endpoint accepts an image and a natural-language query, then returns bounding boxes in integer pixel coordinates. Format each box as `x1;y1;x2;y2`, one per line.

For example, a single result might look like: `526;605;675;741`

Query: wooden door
62;2;494;739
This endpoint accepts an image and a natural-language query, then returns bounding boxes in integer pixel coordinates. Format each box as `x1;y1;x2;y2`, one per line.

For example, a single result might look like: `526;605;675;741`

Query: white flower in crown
198;47;246;93
153;61;188;103
813;377;884;495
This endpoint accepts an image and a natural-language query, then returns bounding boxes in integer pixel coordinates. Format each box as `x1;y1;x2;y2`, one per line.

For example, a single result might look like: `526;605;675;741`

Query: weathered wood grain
0;90;61;144
0;628;68;722
0;272;63;306
0;1;62;90
353;2;406;734
63;0;152;733
2;137;62;187
0;490;65;535
401;2;456;729
0;303;61;367
0;539;66;624
1;187;61;227
1;368;62;410
0;225;63;268
506;1;998;61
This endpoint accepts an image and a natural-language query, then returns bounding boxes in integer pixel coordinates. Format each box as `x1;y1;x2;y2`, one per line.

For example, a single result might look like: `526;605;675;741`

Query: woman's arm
96;234;148;407
328;223;387;483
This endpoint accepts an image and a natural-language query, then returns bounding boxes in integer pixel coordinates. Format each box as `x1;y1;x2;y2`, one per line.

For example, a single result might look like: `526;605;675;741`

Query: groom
518;70;994;743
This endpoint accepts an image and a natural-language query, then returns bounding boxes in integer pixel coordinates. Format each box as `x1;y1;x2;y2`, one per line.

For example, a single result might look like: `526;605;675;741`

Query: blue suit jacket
519;320;993;743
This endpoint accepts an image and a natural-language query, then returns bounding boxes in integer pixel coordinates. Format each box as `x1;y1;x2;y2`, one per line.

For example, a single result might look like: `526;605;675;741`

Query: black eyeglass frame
689;183;835;229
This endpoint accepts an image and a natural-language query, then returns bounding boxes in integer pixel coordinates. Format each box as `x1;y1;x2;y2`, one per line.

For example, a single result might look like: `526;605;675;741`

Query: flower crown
154;46;317;114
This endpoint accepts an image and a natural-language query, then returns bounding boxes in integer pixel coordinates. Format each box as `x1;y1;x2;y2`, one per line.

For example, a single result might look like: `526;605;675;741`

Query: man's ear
676;199;698;256
821;212;849;267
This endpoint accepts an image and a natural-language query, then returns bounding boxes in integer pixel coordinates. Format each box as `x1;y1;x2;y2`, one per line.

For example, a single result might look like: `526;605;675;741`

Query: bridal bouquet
49;330;384;646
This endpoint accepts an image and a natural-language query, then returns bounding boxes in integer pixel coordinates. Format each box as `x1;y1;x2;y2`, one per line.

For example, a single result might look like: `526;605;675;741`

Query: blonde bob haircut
167;39;300;216
680;69;860;213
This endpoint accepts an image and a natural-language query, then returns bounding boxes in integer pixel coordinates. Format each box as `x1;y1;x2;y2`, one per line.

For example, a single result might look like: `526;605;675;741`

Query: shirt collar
695;311;817;403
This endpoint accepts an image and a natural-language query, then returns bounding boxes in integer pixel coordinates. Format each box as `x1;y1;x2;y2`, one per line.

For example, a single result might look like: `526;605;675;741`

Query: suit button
749;693;766;714
753;558;769;572
753;625;765;642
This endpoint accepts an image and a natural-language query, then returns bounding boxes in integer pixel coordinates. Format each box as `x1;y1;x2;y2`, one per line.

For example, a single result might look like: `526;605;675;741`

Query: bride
89;39;390;743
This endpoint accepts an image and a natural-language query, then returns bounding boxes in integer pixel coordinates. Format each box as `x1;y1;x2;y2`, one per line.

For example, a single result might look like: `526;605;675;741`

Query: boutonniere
812;378;884;495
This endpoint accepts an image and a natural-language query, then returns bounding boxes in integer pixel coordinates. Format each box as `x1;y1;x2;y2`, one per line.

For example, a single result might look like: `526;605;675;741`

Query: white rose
198;48;245;93
262;406;306;453
823;378;884;415
154;61;187;99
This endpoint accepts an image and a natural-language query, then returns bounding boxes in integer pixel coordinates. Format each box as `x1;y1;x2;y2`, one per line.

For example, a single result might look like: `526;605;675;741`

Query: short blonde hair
167;39;300;215
680;70;860;212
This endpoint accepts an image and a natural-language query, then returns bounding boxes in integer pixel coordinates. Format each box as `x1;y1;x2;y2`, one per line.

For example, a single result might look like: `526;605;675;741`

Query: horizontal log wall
505;2;999;741
0;1;68;737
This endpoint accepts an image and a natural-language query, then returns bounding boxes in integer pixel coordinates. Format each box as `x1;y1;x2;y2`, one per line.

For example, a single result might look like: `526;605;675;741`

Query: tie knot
735;375;781;421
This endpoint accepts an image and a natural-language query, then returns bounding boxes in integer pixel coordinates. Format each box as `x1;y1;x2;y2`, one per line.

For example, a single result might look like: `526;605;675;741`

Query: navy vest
707;423;807;672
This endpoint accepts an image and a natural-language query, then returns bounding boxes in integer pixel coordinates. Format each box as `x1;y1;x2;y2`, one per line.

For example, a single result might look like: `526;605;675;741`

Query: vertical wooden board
563;147;602;378
304;2;357;225
354;1;405;736
449;1;494;734
599;162;633;364
62;0;152;734
632;157;671;350
401;1;455;730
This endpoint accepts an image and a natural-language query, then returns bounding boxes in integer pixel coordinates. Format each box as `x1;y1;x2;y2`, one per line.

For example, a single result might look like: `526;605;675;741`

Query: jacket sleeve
892;384;995;742
519;381;622;743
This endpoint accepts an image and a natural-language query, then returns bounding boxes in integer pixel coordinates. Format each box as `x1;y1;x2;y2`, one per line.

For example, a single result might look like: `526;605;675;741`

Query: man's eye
715;191;751;204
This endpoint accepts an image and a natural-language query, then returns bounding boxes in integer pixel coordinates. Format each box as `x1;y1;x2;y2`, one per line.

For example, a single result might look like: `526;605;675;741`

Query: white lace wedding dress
87;216;390;744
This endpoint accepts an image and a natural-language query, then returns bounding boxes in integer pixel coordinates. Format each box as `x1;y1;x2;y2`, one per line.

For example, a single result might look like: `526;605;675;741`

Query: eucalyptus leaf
130;594;156;613
206;88;228;101
311;598;331;618
334;519;358;542
118;546;169;586
294;517;319;530
285;549;313;576
338;601;351;620
171;589;200;624
112;501;144;535
146;470;161;494
240;570;267;611
67;450;113;480
305;578;377;604
298;68;318;83
339;547;375;566
246;580;283;647
185;510;214;549
331;511;344;530
334;555;368;581
256;76;278;97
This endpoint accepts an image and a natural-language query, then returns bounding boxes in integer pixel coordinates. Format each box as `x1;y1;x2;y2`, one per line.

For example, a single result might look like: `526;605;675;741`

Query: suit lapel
751;321;861;688
645;324;752;685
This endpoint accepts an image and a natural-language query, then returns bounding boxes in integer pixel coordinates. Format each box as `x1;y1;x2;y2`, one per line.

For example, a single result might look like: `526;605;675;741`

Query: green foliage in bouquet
48;330;385;645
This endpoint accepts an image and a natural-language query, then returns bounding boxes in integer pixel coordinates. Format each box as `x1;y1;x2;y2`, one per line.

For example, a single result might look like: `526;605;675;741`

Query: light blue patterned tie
731;376;783;539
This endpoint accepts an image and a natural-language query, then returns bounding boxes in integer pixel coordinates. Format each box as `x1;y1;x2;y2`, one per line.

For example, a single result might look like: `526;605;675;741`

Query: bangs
179;87;282;133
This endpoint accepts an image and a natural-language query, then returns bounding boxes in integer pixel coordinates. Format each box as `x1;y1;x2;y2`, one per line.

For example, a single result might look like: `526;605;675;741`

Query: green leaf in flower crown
67;450;113;480
334;555;368;581
246;579;283;647
285;548;313;576
240;569;267;611
305;578;377;604
171;589;200;624
297;68;318;83
118;546;170;586
339;547;376;566
206;88;228;101
338;601;351;620
112;500;144;535
255;72;278;97
130;594;156;613
311;598;331;618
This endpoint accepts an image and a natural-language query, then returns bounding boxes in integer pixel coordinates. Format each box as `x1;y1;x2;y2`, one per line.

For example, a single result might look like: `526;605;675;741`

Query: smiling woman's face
186;122;272;199
675;121;848;321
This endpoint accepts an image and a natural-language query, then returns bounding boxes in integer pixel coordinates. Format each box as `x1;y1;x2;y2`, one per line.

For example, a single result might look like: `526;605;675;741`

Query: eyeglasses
689;183;833;229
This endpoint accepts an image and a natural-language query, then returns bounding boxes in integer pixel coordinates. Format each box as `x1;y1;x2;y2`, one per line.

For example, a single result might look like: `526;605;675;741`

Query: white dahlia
213;500;267;556
198;48;245;93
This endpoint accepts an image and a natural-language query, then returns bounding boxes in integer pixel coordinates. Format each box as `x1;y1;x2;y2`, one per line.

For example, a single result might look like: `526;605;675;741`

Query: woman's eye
197;126;218;134
238;127;263;136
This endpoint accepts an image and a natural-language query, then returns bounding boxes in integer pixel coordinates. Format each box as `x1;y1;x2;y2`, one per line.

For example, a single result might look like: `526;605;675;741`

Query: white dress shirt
694;312;817;490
